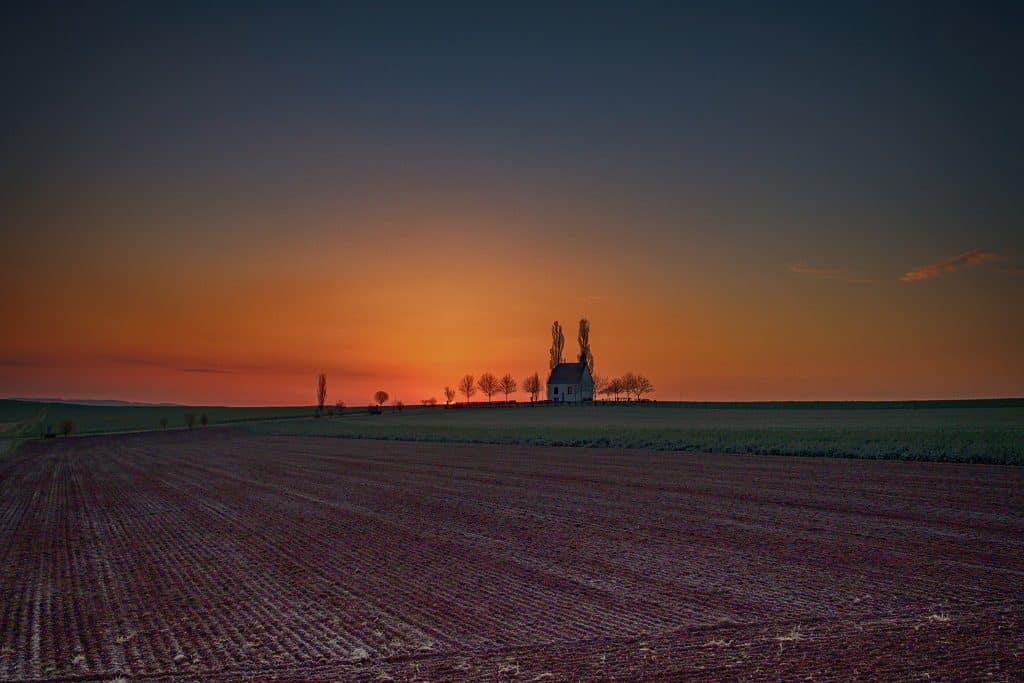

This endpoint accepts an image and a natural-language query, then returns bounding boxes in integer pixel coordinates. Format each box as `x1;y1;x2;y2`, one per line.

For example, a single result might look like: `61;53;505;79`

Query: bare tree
618;374;634;401
499;374;517;402
444;386;456;406
633;374;654;401
578;318;594;375
549;321;565;370
592;374;609;401
184;413;196;429
522;372;542;402
374;390;389;406
60;419;74;437
477;373;499;403
421;397;438;407
459;374;476;404
607;377;624;401
316;373;327;416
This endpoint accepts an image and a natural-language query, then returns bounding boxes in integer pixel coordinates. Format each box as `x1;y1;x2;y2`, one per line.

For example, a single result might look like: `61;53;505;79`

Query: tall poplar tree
577;318;594;374
549;321;565;370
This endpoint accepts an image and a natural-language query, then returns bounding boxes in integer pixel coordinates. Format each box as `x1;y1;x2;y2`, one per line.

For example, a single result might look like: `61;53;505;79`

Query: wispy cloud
110;356;233;374
109;355;381;378
108;356;165;367
786;262;873;283
900;250;1005;283
0;358;46;368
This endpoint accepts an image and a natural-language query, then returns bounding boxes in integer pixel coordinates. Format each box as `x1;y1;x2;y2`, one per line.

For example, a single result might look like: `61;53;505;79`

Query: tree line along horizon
313;319;654;414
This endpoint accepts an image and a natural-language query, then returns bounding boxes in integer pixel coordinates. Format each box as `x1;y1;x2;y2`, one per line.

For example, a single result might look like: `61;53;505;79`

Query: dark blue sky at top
3;2;1023;257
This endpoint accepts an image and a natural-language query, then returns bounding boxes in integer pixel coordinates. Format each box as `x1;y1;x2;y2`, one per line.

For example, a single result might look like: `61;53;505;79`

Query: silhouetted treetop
459;374;476;403
578;318;594;375
549;321;565;370
477;373;499;402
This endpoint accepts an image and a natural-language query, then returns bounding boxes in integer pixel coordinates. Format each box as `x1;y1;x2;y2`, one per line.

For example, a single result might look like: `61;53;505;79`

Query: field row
1;430;1021;680
250;402;1024;463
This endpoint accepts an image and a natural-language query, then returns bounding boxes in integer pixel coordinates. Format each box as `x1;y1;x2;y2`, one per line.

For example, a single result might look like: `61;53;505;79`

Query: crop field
252;400;1024;464
0;400;318;438
1;430;1021;681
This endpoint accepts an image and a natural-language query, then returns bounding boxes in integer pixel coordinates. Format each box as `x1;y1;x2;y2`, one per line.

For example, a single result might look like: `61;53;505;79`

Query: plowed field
1;430;1021;681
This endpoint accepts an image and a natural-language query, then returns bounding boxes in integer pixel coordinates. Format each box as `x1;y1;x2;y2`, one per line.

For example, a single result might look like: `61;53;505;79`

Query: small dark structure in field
547;354;594;402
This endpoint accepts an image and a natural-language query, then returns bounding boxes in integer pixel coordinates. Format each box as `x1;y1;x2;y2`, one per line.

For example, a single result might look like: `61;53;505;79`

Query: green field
4;399;1021;464
0;400;320;438
247;400;1024;464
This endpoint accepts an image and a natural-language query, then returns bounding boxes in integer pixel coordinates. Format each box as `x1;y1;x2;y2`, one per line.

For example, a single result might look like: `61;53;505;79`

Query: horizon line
5;396;1023;409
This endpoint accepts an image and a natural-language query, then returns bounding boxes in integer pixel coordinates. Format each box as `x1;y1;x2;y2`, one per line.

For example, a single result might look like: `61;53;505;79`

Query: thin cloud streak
900;250;1004;283
106;355;388;379
786;262;874;283
109;356;167;367
111;356;232;374
0;358;46;367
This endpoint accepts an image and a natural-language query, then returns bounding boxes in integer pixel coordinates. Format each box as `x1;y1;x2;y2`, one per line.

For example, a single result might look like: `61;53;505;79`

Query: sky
2;3;1023;405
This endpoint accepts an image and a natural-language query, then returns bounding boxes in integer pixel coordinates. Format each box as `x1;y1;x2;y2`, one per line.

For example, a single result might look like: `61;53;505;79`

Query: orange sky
3;186;1022;405
4;5;1023;405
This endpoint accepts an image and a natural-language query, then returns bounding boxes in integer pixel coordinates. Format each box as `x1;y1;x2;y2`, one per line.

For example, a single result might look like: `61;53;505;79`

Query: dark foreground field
1;431;1022;681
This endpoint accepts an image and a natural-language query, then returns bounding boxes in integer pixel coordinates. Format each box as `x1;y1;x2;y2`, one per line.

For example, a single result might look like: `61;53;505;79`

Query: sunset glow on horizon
3;5;1022;405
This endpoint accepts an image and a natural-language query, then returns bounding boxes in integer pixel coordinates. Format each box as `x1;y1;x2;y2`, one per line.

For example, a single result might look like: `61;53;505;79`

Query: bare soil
1;430;1021;681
